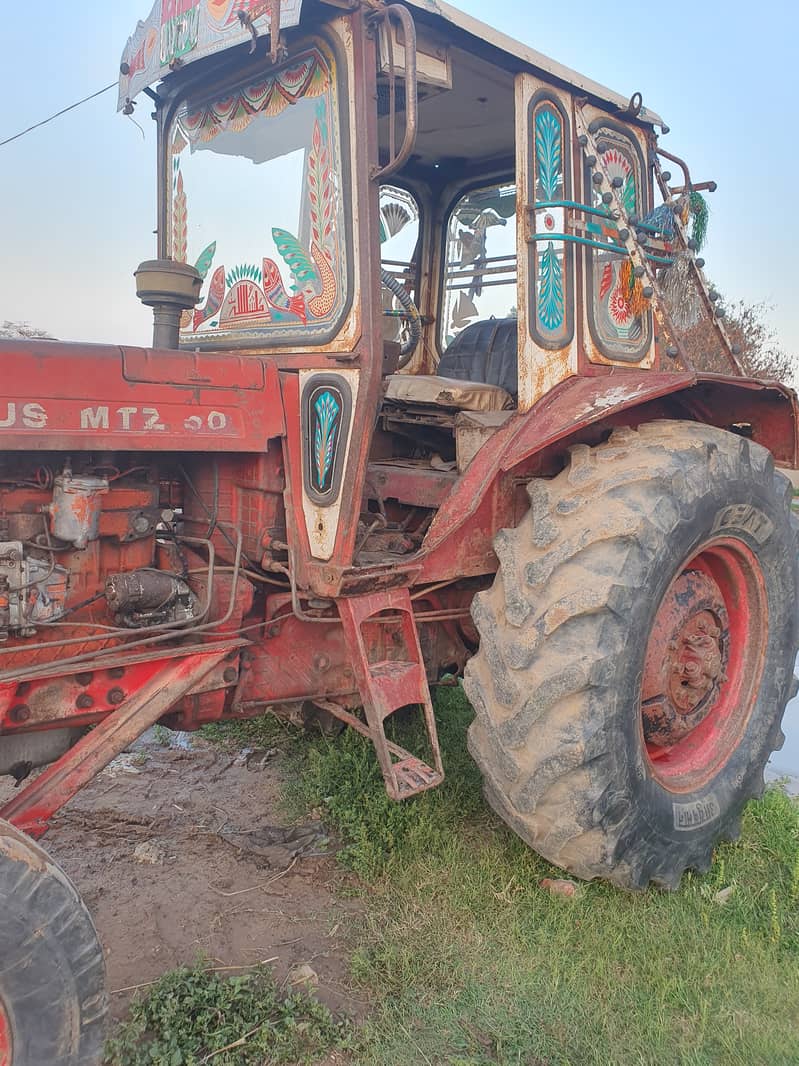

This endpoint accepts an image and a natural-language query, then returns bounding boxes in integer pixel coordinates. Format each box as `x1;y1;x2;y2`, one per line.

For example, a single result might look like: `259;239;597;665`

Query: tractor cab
122;1;733;461
119;0;748;578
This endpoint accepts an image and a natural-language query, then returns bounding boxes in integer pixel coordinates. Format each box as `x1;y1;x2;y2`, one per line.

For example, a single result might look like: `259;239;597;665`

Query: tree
677;299;795;383
0;321;55;340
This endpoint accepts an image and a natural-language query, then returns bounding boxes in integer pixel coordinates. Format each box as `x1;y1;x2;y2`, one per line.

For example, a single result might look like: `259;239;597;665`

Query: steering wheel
381;268;422;369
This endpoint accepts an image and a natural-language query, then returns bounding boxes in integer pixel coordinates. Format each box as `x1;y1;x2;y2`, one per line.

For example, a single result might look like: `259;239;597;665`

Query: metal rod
530;199;616;219
670;181;716;195
526;232;627;254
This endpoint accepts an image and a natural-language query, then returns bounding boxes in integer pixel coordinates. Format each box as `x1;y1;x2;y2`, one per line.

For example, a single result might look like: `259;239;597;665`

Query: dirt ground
12;732;364;1026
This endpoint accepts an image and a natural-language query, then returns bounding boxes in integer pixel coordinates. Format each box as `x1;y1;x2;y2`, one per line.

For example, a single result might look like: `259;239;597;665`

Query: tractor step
391;755;443;796
336;588;444;800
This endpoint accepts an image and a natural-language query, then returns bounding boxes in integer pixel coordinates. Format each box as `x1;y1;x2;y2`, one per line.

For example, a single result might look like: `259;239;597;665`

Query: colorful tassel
619;258;646;317
689;191;709;251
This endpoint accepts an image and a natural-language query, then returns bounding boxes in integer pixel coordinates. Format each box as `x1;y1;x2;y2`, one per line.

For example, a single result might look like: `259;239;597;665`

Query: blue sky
0;0;796;363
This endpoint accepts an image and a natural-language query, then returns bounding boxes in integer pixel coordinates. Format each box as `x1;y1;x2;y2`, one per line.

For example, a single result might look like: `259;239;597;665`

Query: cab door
577;102;656;371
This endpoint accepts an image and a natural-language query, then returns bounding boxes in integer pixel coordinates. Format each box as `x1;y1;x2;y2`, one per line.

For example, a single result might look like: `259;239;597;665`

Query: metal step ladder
573;103;744;377
335;588;444;800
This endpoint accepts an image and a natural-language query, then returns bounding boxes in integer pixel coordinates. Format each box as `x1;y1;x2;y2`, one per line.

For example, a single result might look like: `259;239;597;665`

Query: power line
0;82;117;149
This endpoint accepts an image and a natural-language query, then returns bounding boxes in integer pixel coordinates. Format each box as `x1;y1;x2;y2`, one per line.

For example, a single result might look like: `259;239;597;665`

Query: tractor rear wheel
465;421;799;889
0;819;106;1064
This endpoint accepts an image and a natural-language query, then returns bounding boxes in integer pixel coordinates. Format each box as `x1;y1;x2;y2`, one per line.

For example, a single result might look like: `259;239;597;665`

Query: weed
151;724;172;747
104;962;350;1066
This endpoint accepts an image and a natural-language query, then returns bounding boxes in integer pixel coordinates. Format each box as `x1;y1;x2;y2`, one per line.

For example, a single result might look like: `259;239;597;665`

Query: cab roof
404;0;664;127
119;0;665;127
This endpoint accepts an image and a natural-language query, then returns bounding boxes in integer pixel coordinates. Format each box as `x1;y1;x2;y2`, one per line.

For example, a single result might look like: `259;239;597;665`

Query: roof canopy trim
118;0;304;110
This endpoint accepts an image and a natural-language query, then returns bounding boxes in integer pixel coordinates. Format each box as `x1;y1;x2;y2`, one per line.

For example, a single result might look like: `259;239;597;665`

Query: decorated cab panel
583;119;654;365
528;92;574;350
300;375;352;506
298;369;360;561
515;75;578;410
167;43;350;349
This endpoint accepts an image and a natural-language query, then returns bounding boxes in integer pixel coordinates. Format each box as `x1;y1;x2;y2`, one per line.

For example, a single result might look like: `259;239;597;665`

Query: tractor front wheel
0;819;106;1064
465;421;799;889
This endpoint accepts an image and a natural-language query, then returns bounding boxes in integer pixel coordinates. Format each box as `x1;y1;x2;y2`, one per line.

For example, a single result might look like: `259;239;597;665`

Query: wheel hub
640;540;767;791
642;571;728;747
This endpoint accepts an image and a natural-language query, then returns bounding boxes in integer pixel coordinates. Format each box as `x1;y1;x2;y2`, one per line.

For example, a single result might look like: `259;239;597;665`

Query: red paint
0;998;11;1066
642;539;767;792
0;341;283;452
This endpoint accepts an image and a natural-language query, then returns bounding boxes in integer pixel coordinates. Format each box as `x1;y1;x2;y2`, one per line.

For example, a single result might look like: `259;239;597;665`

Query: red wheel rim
641;538;768;792
0;996;12;1066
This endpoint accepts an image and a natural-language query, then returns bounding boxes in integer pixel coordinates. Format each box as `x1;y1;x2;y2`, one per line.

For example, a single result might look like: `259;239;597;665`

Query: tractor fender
424;370;799;554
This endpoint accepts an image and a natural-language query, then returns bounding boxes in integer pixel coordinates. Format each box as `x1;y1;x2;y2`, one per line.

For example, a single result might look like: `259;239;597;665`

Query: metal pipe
530;200;616;219
655;147;692;189
371;4;418;181
526;231;673;265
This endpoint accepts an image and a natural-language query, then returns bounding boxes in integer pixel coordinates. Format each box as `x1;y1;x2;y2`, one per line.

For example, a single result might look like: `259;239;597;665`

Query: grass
104;962;351;1065
290;686;799;1065
112;688;799;1064
199;712;297;752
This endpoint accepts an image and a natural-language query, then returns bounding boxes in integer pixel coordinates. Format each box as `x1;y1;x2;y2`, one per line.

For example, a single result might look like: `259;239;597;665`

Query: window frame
437;174;518;358
158;32;354;352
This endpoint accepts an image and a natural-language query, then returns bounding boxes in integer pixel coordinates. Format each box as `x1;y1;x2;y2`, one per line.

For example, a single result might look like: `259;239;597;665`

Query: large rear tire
0;819;106;1065
465;421;799;889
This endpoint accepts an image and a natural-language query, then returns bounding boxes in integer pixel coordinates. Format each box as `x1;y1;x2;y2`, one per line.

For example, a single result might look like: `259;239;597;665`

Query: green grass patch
104;962;351;1065
288;685;799;1065
200;712;300;753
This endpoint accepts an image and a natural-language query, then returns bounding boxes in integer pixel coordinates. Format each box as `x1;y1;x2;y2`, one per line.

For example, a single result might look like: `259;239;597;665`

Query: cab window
167;43;349;348
440;182;517;351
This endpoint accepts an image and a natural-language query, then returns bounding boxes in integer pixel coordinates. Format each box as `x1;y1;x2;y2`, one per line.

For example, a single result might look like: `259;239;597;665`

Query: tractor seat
438;317;518;397
384;317;518;413
383;373;513;412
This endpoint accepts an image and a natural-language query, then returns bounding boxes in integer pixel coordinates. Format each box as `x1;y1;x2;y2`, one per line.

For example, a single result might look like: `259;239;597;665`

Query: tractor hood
0;340;284;452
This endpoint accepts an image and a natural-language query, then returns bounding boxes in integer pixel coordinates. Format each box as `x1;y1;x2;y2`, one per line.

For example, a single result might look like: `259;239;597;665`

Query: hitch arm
0;641;242;838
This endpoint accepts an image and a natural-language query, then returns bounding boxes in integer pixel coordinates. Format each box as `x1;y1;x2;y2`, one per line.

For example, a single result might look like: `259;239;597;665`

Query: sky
0;0;797;361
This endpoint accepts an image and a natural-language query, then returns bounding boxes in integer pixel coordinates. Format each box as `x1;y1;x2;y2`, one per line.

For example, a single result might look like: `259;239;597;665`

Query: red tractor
0;1;796;1061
